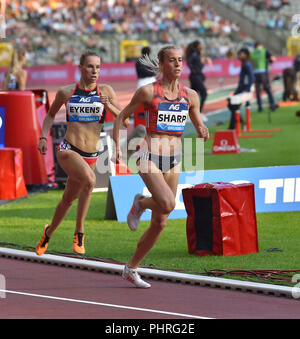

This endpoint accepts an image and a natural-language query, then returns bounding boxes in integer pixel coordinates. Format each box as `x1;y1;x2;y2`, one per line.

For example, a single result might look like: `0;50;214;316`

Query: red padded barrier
0;148;27;200
0;91;48;185
182;182;259;256
32;89;54;184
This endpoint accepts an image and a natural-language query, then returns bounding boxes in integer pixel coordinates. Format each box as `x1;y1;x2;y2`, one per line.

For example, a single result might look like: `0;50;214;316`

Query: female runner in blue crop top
36;51;127;255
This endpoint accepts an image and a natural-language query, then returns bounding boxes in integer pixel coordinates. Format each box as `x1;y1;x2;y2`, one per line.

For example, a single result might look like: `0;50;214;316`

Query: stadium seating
219;0;299;33
5;0;250;65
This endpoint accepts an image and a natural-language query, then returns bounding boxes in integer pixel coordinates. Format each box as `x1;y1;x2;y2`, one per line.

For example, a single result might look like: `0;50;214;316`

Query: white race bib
156;102;188;133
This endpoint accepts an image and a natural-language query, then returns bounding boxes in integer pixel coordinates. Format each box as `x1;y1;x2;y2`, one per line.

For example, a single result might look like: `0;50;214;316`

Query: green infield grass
1;103;300;287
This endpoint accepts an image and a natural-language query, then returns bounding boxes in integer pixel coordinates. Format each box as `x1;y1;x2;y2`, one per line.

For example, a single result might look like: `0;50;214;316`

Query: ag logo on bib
169;104;180;110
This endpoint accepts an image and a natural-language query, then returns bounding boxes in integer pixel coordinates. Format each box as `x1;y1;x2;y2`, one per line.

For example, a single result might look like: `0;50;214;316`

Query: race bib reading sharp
67;95;105;122
157;102;189;133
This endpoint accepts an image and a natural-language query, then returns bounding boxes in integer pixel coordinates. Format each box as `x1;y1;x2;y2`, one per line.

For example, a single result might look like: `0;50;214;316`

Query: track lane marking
0;289;213;319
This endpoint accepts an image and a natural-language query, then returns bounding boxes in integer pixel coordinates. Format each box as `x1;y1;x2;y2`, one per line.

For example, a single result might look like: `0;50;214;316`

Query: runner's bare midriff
64;121;103;153
145;133;182;156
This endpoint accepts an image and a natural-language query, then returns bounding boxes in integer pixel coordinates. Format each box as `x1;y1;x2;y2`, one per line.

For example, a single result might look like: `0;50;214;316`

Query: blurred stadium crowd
6;0;246;65
4;0;298;65
220;0;298;31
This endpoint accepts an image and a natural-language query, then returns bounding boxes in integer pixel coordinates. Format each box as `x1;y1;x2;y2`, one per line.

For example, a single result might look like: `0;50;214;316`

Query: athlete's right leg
47;150;95;237
122;209;168;289
35;176;80;255
128;209;169;269
36;150;96;255
123;168;179;288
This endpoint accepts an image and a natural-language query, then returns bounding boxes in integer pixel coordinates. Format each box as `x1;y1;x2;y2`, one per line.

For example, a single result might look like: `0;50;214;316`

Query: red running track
0;257;299;319
11;77;292;320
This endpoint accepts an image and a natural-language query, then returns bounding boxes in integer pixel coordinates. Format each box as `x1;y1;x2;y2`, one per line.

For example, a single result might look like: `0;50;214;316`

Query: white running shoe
127;194;145;231
122;264;151;289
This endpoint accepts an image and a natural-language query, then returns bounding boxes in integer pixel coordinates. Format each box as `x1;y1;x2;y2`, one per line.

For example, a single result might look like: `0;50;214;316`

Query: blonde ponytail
138;54;161;77
138;45;181;78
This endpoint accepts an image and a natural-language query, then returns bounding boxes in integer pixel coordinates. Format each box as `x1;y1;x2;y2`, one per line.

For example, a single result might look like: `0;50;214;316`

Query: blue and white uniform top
7;73;19;90
66;84;106;123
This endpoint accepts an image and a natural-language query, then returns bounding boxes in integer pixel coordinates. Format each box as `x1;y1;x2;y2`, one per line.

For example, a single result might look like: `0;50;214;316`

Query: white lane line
0;289;213;319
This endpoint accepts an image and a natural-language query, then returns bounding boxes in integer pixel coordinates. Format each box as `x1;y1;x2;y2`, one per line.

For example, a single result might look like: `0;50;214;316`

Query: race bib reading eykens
67;95;104;122
156;102;189;133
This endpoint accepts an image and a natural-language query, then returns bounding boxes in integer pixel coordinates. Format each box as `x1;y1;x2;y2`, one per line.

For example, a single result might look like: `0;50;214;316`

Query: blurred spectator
293;53;300;74
250;42;278;111
2;47;27;90
228;48;254;129
186;40;212;113
245;0;287;10
282;67;297;101
226;48;235;58
294;53;300;100
5;0;244;65
227;0;293;32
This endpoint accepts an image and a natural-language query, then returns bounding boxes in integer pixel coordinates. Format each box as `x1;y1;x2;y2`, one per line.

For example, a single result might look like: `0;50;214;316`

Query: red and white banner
0;56;294;87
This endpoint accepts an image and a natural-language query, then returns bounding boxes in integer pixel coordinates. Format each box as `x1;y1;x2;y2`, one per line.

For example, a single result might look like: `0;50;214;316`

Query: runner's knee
82;172;96;192
158;196;176;215
150;215;168;232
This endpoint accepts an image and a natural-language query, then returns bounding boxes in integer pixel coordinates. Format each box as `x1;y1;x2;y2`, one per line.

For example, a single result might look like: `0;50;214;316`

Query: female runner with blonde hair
3;47;27;91
113;45;209;288
36;51;126;255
